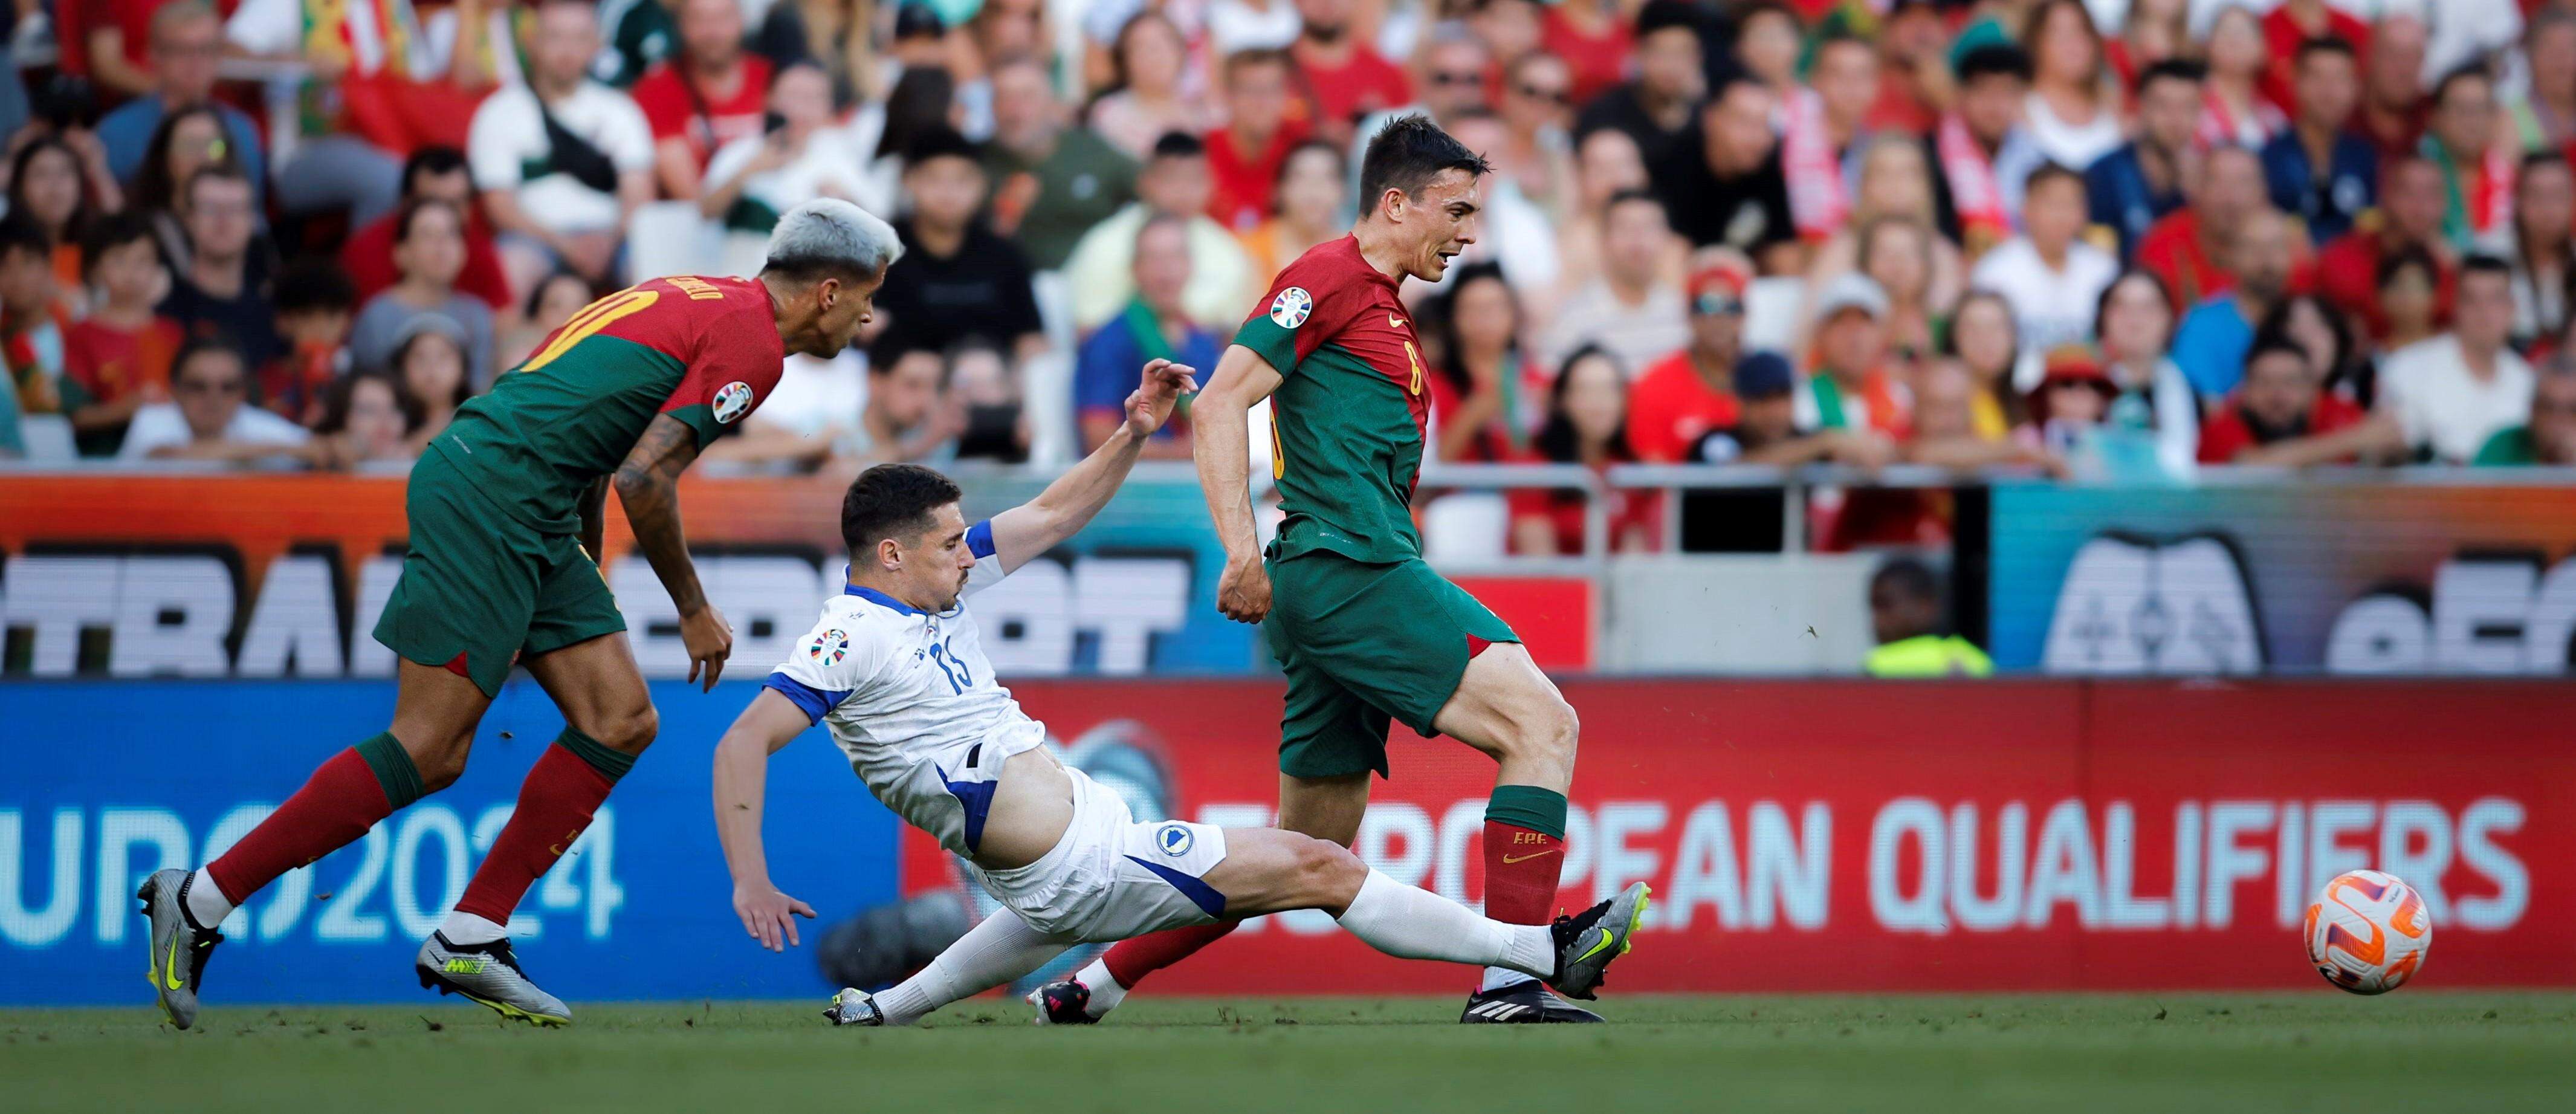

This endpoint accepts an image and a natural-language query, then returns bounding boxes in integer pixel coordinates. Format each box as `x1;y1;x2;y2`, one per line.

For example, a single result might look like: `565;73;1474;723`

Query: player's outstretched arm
613;413;734;691
1191;345;1284;624
711;688;820;952
985;358;1200;571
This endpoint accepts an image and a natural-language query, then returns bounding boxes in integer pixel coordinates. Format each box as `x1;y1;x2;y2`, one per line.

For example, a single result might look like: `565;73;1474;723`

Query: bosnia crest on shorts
1269;287;1312;329
808;629;849;666
714;381;756;423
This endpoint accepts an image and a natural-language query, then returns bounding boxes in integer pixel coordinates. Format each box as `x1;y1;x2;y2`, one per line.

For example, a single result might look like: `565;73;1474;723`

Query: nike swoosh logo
1576;928;1617;965
1500;849;1562;864
1389;313;1408;329
161;934;185;991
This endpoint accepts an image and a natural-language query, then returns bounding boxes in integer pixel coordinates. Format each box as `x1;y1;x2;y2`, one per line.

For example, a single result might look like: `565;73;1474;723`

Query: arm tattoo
613;414;710;615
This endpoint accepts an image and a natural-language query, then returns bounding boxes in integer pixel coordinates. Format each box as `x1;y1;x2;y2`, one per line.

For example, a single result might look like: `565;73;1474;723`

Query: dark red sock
206;734;421;904
454;736;623;925
1483;821;1565;928
1100;921;1239;988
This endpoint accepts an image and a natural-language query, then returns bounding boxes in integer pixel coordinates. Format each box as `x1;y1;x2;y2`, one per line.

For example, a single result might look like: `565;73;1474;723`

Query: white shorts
974;767;1231;942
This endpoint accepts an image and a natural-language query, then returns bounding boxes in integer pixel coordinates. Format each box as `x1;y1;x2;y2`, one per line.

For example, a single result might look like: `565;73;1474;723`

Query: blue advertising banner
1988;481;2576;674
0;680;896;1006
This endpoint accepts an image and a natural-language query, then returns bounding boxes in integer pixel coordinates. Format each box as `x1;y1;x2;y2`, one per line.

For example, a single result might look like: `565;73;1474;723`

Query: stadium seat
18;415;76;463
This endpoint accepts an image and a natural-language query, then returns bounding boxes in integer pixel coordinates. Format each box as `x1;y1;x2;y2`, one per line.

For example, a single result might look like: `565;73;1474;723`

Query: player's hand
682;604;735;691
1216;553;1272;624
733;882;816;952
1125;358;1200;438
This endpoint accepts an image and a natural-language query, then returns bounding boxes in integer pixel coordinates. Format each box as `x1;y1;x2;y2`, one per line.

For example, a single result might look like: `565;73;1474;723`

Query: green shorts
372;452;626;697
1263;550;1519;779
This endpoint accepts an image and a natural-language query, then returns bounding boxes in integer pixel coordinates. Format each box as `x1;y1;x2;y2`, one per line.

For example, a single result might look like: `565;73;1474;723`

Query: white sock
181;869;235;930
438;911;509;946
1335;869;1555;980
1073;956;1127;1017
1481;965;1538;993
875;912;1069;1026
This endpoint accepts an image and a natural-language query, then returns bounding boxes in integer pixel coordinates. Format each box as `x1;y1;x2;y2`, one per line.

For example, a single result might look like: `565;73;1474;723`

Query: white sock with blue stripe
1335;869;1555;980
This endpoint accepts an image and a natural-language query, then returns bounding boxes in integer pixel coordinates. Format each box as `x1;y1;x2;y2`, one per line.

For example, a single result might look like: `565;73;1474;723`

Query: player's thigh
1429;640;1578;769
372;455;547;700
1272;554;1519;746
521;630;656;755
1277;771;1371;846
1199;827;1367;919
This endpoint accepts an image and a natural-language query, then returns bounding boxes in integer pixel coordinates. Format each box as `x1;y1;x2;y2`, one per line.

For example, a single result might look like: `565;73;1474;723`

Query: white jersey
763;520;1049;858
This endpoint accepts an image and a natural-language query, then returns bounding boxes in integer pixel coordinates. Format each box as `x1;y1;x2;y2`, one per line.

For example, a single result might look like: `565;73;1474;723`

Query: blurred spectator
1779;34;1880;244
1426;262;1531;463
2198;5;2284;151
855;345;962;464
132;105;240;271
61;213;181;456
1799;274;1911;439
2422;0;2525;94
2137;144;2271;312
1908;359;2053;471
2088;59;2201;259
1696;350;1892;468
1351;30;1500;161
7;135;120;307
2021;0;2121;170
986;53;1139;270
2264;293;2369;406
2375;245;2448;356
161;167;279;372
1970;164;2117;359
2096;270;2201;471
1576;0;1704;172
1064;132;1256;333
2196;335;2370;465
1495;53;1578;217
1209;0;1302;56
1545;0;1634;108
946;342;1031;462
341;147;512;313
2316;154;2455;341
1075;216;1213;459
1657;77;1796;271
0;214;66;423
2374;256;2535;463
1873;1;1955;136
1856;216;1944;369
594;0;682;89
349;200;499;387
1205;50;1310;233
1628;263;1746;463
2262;37;2376;247
1555;128;1682;306
314;370;422;467
2358;15;2432;163
118;338;312;463
2019;345;2118;461
2510;13;2576;156
1546;189;1687;376
1733;3;1801;104
1935;44;2044;254
97;2;265;204
2504;154;2574;345
80;0;162;99
2474;358;2576;464
2109;0;2190;89
874;128;1045;363
701;61;882;276
470;0;656;293
502;271;602;371
1090;11;1214;161
390;316;476;452
1240;140;1347;278
755;0;885;108
635;0;774;199
1435;111;1559;296
1290;0;1413;147
871;65;963;209
2172;206;2297;400
1508;345;1656;555
263;260;360;427
2423;66;2512;254
1807;138;1966;333
1863;557;1992;678
2264;0;2371;112
221;0;455;228
1947;290;2028;436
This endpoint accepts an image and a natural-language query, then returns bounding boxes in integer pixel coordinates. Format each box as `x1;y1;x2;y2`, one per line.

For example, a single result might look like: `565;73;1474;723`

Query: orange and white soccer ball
2305;870;2433;995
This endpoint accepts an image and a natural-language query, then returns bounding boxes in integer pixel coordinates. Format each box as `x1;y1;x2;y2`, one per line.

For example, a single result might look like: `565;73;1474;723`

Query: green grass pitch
8;993;2575;1113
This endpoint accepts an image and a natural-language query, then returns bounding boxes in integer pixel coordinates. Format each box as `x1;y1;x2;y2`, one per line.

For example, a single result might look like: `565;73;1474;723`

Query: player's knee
1289;835;1365;904
1499;694;1579;779
592;702;659;756
406;731;473;791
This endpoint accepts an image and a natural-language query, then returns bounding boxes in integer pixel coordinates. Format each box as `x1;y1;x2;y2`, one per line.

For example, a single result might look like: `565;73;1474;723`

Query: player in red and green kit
1035;117;1623;1025
135;200;904;1029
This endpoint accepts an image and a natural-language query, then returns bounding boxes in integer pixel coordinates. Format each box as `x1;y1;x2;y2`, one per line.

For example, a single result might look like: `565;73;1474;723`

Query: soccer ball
2304;870;2433;995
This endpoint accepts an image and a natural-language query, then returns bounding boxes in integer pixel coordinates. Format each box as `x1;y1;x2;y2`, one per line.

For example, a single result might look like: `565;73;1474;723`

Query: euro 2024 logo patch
714;381;756;424
808;629;849;666
1156;823;1193;857
1269;287;1312;329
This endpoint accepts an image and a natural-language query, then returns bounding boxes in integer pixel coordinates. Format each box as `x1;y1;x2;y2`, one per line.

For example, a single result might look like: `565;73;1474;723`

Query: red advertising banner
904;679;2571;992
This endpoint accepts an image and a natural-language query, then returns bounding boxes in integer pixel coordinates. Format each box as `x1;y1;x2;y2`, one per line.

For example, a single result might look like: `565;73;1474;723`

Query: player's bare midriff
969;748;1079;871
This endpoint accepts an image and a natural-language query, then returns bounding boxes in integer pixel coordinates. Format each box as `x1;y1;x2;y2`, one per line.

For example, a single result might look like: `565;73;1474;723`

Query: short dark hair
1955;44;2034;85
1634;0;1703;40
393;196;462;244
0;210;51;262
2296;35;2358;68
2375;243;2439;290
2461;252;2514;283
841;463;965;554
273;257;359;315
400;146;469;197
1871;556;1941;603
172;335;246;383
1148;130;1207;162
316;369;423;438
1225;47;1292;83
1275;138;1345;190
2137;57;2205;95
78;210;157;276
2024;161;2084;197
2432;63;2493;107
2244;332;2312;372
902;125;980;170
1357;115;1491;211
1604;186;1666;221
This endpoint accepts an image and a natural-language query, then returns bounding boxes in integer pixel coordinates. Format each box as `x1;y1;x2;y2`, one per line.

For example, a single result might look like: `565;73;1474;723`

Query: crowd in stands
6;0;2576;557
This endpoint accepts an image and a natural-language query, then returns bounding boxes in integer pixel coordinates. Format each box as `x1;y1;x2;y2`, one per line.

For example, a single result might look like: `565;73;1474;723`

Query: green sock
354;732;427;809
1485;784;1568;839
553;727;636;782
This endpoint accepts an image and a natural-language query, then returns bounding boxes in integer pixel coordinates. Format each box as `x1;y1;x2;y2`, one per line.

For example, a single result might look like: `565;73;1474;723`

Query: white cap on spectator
1814;274;1889;322
765;198;904;280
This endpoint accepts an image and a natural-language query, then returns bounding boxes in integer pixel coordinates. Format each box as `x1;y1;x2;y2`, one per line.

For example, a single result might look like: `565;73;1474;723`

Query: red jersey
341;209;512;311
1293;44;1412;137
2262;6;2371;118
2315;230;2457;340
64;316;183;407
1207;122;1310;233
633;56;775;170
1541;7;1633;108
1626;352;1741;462
2197;391;2367;462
